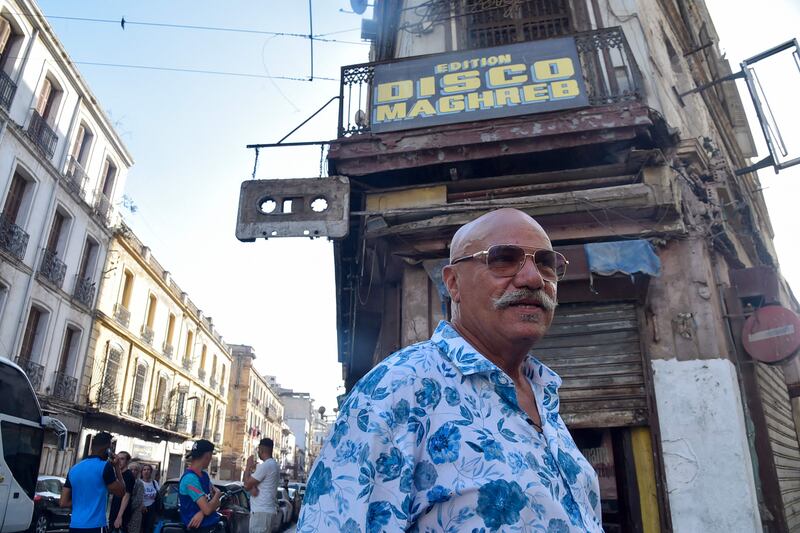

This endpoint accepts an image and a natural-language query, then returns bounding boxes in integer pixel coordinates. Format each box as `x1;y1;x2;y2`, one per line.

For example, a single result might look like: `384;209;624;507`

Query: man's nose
514;254;545;289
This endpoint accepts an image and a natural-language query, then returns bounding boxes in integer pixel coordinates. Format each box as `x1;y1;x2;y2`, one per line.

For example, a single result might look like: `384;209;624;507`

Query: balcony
163;344;174;358
114;303;131;328
150;410;167;426
73;276;96;308
38;248;67;289
210;376;218;389
219;383;225;395
0;214;29;261
198;368;206;382
27;110;58;160
52;371;77;402
0;69;16;111
18;358;44;390
129;400;144;419
214;432;221;443
141;325;154;345
172;414;187;432
63;156;88;197
331;26;643;176
94;193;112;225
182;358;192;371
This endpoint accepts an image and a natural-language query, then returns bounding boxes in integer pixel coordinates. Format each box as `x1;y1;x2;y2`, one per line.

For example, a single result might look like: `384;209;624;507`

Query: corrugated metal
533;302;648;428
756;363;800;531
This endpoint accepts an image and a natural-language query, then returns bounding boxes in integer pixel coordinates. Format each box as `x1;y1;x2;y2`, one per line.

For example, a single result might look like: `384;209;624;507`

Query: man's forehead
450;209;550;258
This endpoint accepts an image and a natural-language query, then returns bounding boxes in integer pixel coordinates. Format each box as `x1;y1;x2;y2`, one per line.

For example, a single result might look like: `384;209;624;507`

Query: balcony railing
210;376;218;389
182;358;192;371
198;368;206;381
18;358;44;390
129;400;144;419
27;110;58;159
202;428;211;440
0;69;16;111
73;276;96;308
219;383;225;395
141;325;154;345
214;432;221;443
114;303;131;328
64;156;88;197
94;193;112;225
163;344;174;358
52;371;77;402
39;248;67;289
0;214;29;261
171;414;187;432
338;26;641;137
150;410;167;426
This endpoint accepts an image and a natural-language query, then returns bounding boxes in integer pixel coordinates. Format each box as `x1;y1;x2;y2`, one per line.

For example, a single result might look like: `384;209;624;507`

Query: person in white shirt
244;438;280;533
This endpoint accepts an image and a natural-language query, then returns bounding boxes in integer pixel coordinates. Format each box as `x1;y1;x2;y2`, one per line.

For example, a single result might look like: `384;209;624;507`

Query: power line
72;60;337;81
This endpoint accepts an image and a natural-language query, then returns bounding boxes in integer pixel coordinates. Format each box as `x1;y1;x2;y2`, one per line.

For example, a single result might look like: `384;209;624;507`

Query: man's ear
442;265;460;303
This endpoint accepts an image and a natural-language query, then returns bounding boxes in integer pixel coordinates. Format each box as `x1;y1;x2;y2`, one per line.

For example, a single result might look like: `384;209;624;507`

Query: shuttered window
18;307;43;363
99;347;122;407
533;302;648;428
130;363;147;417
460;0;572;49
3;172;28;223
0;17;12;65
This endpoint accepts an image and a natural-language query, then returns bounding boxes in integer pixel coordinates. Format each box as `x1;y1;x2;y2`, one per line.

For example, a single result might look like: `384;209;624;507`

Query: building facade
0;0;132;475
79;227;231;479
219;344;284;481
277;389;314;480
315;0;800;531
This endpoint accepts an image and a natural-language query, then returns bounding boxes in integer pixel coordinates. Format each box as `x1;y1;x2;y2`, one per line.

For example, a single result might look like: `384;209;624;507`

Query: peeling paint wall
652;358;761;532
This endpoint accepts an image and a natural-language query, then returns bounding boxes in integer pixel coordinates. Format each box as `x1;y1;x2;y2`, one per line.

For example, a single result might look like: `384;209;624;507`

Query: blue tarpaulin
584;239;661;277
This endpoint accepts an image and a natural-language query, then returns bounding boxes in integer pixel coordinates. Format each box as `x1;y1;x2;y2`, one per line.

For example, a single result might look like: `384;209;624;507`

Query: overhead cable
73;61;337;81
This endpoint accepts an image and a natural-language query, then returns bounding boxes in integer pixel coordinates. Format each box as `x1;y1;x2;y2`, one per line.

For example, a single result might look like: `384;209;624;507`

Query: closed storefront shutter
533;302;649;428
756;363;800;530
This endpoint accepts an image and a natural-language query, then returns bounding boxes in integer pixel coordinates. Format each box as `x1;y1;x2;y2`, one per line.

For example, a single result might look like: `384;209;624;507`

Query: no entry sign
742;305;800;364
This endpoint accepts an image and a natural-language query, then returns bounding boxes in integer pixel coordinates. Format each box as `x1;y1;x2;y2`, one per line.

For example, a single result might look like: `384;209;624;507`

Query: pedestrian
127;463;144;533
297;208;603;532
178;440;222;533
59;432;126;533
243;438;279;533
140;464;160;533
109;451;135;533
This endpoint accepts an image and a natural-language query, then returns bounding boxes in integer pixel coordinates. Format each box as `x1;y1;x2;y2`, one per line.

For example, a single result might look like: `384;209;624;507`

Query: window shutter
132;363;147;405
35;78;52;116
0;18;11;58
69;125;85;161
3;172;27;223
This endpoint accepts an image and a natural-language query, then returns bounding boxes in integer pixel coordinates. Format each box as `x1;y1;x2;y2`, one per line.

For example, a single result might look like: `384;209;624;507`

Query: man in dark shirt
60;432;125;533
108;451;134;531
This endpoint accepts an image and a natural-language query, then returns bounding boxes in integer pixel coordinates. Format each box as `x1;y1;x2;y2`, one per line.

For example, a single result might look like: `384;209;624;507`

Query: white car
275;488;293;529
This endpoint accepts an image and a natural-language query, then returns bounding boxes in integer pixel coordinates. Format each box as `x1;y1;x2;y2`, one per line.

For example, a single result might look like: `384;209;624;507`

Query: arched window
66;122;94;184
129;361;148;419
143;294;157;344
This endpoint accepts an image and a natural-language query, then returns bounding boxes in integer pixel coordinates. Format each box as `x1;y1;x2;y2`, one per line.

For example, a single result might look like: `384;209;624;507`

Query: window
165;313;176;348
67;123;94;179
184;330;194;360
2;170;32;225
220;365;226;392
200;345;207;373
145;294;157;329
98;346;122;407
18;306;47;364
77;237;99;282
120;270;134;309
99;159;117;199
0;14;23;74
45;209;70;256
460;0;572;49
211;354;217;379
155;376;168;415
34;76;62;126
130;362;148;417
56;326;80;374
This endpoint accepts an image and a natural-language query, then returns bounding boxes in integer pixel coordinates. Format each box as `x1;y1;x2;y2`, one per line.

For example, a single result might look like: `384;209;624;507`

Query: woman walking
140;465;160;533
127;463;145;533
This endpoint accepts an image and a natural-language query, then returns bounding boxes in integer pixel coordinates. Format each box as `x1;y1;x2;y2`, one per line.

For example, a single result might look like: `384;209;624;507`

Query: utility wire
73;61;337;81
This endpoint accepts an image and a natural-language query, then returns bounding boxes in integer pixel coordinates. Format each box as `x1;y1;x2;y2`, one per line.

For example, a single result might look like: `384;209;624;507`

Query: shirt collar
431;320;562;391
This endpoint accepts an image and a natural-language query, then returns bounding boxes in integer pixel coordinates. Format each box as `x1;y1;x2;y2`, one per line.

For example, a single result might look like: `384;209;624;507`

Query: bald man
298;209;602;532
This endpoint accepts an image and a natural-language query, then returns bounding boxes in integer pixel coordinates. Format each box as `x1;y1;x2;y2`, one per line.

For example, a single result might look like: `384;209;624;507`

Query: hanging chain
251;147;260;180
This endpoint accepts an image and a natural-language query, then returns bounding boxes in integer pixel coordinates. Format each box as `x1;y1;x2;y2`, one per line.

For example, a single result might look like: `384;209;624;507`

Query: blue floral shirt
298;321;603;532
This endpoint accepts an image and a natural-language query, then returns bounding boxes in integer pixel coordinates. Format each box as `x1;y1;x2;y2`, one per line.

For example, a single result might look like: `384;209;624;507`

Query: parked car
275;488;293;529
285;486;301;522
30;476;70;533
214;482;250;533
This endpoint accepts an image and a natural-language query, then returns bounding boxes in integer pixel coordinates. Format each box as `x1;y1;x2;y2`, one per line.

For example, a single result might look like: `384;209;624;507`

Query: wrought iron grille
337;26;640;137
129;400;145;419
64;156;88;197
462;0;571;48
182;358;192;371
172;414;187;432
39;248;67;289
163;344;174;358
0;69;16;111
150;410;167;426
18;358;44;390
27;110;58;159
95;193;112;224
198;368;206;381
114;303;131;327
141;326;154;345
0;213;29;261
73;276;96;308
52;371;77;402
210;376;218;389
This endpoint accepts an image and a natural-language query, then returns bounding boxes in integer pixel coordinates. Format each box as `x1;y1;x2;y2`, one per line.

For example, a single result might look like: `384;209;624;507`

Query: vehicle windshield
162;483;180;510
36;479;62;494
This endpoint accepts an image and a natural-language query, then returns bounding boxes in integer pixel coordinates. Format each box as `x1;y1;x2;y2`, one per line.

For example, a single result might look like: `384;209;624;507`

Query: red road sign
742;305;800;364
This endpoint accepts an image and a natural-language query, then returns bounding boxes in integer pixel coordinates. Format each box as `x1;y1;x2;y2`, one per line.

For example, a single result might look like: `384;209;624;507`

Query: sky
35;1;800;411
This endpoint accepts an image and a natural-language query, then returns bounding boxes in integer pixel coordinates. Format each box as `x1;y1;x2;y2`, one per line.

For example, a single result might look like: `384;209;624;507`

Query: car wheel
35;515;48;533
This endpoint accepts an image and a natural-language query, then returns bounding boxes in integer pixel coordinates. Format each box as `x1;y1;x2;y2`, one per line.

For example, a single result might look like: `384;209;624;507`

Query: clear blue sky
37;1;800;411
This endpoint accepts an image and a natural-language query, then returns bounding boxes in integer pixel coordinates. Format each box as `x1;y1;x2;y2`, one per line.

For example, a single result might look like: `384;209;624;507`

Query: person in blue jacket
178;440;222;533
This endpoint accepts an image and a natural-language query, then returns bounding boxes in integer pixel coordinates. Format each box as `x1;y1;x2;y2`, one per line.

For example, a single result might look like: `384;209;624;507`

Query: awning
584;240;661;277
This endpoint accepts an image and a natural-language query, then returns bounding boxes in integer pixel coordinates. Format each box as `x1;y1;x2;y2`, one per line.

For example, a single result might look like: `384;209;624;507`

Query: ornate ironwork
141;325;154;345
52;371;77;401
337;26;641;137
0;69;16;111
114;303;131;327
27;110;58;159
182;358;192;371
150;410;167;426
129;400;144;419
163;344;174;358
94;193;112;225
18;358;44;390
39;248;67;289
210;376;218;389
198;368;206;381
172;414;187;432
64;156;88;197
73;276;96;308
0;213;29;261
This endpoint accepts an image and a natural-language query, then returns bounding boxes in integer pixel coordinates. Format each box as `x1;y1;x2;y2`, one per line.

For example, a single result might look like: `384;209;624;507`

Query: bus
0;358;66;533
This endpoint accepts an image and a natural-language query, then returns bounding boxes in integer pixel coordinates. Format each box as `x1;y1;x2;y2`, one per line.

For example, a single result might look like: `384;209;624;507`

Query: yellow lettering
522;83;550;102
418;76;436;97
466;91;495;110
407;99;437;118
435;63;448;74
375;103;407;122
487;64;528;88
437;95;465;113
532;58;575;82
376;80;413;103
497;54;512;65
441;71;481;94
550;79;580;99
495;87;522;106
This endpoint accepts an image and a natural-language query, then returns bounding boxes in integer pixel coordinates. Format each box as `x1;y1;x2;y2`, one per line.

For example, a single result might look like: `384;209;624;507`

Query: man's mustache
493;289;558;312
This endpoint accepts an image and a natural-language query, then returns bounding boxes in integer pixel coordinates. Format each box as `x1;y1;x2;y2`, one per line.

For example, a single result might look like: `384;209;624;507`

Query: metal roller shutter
533;302;649;428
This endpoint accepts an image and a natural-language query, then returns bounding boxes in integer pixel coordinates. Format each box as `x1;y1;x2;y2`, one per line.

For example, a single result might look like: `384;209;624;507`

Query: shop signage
371;37;589;133
742;305;800;364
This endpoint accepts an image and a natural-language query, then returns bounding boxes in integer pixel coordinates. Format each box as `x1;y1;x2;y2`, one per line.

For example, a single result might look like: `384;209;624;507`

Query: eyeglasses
451;244;568;281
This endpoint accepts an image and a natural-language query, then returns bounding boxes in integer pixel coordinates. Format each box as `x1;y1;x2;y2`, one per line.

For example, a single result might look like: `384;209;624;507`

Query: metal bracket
235;176;350;241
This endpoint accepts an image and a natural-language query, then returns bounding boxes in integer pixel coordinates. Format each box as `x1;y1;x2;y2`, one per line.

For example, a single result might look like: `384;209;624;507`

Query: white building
0;0;132;475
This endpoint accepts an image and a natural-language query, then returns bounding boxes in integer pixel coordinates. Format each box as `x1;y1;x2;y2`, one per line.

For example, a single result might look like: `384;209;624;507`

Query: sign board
371;37;589;133
742;305;800;364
